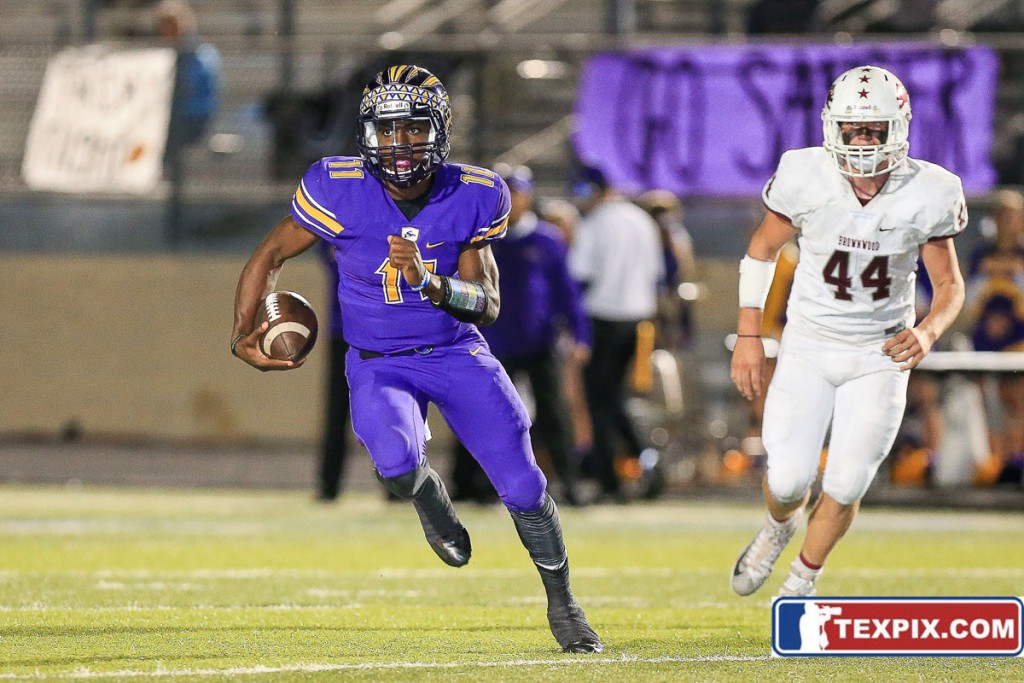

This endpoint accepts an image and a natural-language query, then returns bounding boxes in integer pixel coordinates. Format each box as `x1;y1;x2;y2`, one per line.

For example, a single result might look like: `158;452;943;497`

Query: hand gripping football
254;291;318;361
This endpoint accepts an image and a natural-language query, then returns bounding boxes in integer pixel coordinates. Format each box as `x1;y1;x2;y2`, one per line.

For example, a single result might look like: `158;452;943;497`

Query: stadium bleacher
1;0;1022;204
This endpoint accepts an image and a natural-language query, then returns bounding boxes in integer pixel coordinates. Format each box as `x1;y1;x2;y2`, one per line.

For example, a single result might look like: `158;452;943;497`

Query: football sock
508;494;567;572
509;494;603;653
798;553;823;572
769;512;799;529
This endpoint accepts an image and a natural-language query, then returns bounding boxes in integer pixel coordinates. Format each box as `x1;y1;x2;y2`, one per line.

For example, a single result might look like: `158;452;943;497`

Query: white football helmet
821;66;911;178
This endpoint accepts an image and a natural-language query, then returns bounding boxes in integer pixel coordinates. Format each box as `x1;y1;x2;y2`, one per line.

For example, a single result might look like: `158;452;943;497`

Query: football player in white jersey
729;65;967;597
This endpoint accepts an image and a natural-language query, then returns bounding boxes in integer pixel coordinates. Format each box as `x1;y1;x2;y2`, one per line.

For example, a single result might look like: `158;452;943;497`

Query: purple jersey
291;157;511;354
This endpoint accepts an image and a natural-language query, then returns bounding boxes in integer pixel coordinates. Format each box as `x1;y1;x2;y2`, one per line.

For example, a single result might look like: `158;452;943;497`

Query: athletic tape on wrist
738;255;777;309
435;275;488;322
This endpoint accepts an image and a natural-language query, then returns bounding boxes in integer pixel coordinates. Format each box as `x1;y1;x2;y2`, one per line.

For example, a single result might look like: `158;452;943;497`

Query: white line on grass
0;599;744;613
0;654;770;680
0;604;363;613
3;566;1024;580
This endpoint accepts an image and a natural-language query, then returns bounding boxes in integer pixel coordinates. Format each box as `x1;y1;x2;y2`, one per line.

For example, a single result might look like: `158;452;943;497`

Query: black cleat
395;466;471;568
425;524;472;568
548;602;604;653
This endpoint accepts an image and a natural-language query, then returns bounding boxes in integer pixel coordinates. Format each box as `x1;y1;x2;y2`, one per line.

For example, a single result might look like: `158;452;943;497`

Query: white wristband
409;270;431;292
738;255;777;309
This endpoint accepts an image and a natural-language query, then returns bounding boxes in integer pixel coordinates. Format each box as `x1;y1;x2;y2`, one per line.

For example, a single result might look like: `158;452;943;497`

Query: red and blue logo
772;597;1023;656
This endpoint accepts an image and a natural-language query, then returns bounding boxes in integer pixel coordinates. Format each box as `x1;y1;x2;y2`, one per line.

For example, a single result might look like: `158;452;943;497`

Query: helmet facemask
821;66;911;178
360;116;443;188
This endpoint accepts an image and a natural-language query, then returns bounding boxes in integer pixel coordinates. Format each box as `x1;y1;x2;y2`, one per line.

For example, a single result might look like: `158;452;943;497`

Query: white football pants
762;327;909;506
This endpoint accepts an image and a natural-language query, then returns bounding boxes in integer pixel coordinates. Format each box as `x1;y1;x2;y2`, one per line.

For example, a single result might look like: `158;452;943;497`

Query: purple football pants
345;329;547;512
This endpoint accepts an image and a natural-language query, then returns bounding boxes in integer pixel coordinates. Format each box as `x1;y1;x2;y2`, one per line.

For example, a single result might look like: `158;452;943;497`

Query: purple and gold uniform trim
328;159;365;179
293;179;345;236
470;211;509;244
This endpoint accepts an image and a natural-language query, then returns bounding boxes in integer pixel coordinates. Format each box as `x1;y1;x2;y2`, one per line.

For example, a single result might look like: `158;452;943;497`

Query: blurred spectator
636;190;696;351
450;165;591;506
749;240;798;455
155;0;220;168
966;189;1024;485
968;189;1024;294
154;0;220;243
993;114;1024;186
722;237;799;482
539;198;582;247
890;372;942;485
890;258;943;487
317;243;351;502
538;198;593;456
760;242;798;341
568;166;665;501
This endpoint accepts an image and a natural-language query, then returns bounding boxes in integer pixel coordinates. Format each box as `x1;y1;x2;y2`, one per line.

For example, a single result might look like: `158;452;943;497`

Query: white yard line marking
0;604;357;613
0;655;769;680
2;566;1023;580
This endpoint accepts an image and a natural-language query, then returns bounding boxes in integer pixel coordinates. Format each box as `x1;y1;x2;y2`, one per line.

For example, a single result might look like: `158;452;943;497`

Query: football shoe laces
778;558;821;597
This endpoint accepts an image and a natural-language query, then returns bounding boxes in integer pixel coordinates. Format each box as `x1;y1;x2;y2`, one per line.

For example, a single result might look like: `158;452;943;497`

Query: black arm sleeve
433;275;488;323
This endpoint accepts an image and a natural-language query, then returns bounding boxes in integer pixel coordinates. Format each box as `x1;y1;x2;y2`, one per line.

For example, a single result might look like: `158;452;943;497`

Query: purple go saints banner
573;43;998;197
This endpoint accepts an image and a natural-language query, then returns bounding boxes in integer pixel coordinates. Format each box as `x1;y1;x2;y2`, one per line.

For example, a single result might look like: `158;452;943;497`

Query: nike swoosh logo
879;226;895;232
732;546;751;576
469;346;482;356
426;241;445;249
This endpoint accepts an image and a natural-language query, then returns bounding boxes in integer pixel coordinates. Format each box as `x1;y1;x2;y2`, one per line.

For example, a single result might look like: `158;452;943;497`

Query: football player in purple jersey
229;65;602;654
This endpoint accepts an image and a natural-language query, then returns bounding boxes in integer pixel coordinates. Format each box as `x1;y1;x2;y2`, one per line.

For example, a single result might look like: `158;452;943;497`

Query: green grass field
1;486;1022;681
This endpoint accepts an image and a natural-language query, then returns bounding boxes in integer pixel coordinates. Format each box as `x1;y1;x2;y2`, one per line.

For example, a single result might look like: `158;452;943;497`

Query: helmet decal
896;84;910;111
356;65;452;188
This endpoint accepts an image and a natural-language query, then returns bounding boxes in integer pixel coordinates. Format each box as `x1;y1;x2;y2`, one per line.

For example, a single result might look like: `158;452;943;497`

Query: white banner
22;46;175;195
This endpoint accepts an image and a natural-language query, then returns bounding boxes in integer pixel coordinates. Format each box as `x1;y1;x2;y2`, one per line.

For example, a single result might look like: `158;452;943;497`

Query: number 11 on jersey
376;259;438;303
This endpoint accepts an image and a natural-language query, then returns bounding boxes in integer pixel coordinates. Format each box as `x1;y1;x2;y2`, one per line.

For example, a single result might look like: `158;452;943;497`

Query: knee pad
822;466;875;506
377;461;430;499
766;466;815;505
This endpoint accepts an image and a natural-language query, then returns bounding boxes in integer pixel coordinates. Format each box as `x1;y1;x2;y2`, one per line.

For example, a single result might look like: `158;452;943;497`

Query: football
254;291;318;362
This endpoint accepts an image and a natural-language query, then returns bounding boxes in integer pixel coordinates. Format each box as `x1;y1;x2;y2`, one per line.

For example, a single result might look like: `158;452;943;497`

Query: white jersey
763;147;967;345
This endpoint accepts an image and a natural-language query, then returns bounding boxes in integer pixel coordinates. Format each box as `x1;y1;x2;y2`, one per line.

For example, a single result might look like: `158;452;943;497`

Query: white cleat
778;558;821;597
730;510;801;596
